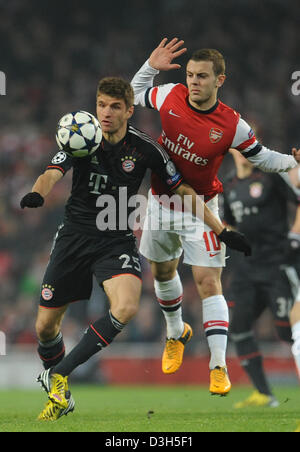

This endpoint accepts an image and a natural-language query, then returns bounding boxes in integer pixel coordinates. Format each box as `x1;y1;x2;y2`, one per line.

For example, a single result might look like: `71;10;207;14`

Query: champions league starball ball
56;110;102;157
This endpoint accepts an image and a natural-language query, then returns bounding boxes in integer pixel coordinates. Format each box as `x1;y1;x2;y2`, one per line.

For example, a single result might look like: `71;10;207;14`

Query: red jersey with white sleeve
146;83;255;201
131;60;297;201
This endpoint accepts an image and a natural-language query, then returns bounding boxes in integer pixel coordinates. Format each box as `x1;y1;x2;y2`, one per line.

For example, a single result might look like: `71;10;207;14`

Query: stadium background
1;0;300;387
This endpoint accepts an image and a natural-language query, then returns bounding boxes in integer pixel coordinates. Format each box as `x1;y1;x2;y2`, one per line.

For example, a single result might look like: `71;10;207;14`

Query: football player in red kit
131;38;300;395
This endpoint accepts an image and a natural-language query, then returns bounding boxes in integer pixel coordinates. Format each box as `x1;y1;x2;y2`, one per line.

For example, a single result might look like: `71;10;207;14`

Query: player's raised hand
292;147;300;163
149;38;187;71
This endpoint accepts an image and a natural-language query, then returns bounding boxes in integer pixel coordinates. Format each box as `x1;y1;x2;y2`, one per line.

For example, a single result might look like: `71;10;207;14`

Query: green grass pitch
0;385;299;432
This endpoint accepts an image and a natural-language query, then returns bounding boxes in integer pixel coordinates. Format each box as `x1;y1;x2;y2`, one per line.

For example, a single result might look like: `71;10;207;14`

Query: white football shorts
139;190;226;267
295;286;300;303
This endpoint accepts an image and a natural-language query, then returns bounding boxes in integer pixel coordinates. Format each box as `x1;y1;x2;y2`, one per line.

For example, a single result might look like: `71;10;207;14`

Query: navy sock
234;335;273;396
52;311;124;377
38;332;65;370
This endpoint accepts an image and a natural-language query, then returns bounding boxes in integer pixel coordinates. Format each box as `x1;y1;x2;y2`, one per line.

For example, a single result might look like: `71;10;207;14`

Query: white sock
202;295;229;370
292;321;300;380
154;272;184;339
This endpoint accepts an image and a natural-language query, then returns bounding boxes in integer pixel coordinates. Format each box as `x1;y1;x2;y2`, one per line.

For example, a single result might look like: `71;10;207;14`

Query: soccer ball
56;110;102;157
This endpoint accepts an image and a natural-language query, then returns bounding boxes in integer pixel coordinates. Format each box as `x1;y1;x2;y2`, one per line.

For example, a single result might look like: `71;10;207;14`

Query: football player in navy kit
20;77;251;421
222;148;300;408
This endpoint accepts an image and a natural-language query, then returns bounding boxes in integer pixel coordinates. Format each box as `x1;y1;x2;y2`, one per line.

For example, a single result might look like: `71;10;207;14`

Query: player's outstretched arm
20;169;63;209
174;183;252;256
131;38;186;106
288;149;300;188
232;119;300;173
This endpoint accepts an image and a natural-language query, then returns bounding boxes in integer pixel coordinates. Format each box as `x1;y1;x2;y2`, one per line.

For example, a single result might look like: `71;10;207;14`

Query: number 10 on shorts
203;231;221;253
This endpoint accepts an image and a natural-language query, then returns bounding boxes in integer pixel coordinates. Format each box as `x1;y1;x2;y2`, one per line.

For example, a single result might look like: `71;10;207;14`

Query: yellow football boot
234;390;279;408
294;422;300;432
48;373;69;409
38;400;65;421
37;372;75;421
162;323;193;374
209;366;231;396
38;395;75;421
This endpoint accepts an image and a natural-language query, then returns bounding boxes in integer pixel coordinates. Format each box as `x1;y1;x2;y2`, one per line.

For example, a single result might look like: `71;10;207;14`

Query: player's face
186;60;225;108
97;94;134;137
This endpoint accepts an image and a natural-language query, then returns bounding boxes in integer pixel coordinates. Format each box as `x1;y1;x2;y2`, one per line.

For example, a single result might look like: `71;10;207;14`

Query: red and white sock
154;272;184;339
203;295;229;370
292;321;300;380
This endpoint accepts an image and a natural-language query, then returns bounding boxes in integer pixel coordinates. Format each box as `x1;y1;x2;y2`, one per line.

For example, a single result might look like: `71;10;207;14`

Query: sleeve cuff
145;59;160;75
46;165;65;175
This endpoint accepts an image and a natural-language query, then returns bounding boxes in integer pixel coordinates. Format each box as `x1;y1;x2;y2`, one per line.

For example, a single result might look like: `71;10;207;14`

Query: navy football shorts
40;224;142;308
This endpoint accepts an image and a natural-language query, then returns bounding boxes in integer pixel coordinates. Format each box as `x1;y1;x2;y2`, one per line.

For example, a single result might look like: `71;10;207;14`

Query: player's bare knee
35;318;59;342
149;259;178;282
152;267;177;282
197;275;220;299
112;302;138;324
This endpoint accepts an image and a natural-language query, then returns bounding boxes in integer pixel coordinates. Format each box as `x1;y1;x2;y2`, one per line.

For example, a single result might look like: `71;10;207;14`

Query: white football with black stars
56;110;102;157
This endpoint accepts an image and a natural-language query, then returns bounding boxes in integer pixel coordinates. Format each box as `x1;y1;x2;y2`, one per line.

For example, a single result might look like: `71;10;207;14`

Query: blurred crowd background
1;0;300;357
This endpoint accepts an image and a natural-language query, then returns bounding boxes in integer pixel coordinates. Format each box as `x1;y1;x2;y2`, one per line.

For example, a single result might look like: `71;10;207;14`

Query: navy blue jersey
46;124;183;236
222;168;299;264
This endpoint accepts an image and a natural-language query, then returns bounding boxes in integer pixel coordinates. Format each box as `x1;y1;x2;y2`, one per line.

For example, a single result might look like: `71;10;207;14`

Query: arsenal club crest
209;128;223;143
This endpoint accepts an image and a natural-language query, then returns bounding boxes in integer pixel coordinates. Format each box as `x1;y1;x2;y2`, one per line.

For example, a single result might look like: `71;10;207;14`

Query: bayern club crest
209;128;223;143
249;182;263;198
121;157;136;173
41;284;55;301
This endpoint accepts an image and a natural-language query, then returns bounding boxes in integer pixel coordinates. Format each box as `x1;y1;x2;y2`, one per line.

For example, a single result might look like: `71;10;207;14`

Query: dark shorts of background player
226;263;298;342
40;224;142;309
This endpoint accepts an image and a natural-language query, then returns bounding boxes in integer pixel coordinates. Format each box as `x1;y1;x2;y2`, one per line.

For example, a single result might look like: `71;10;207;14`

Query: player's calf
35;305;67;369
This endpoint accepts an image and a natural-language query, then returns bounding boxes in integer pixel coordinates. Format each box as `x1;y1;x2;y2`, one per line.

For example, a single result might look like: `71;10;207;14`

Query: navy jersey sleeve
144;139;184;191
46;150;73;176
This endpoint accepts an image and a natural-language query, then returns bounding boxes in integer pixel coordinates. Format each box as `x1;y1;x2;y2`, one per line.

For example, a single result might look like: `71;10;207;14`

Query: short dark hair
189;49;225;76
96;77;134;109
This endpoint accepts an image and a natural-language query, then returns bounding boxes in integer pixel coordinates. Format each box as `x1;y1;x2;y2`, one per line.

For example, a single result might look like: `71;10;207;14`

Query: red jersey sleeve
231;117;259;153
145;83;178;111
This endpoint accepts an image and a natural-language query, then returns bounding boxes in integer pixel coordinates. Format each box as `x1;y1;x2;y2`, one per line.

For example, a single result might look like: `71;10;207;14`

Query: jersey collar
186;98;219;115
101;125;130;151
